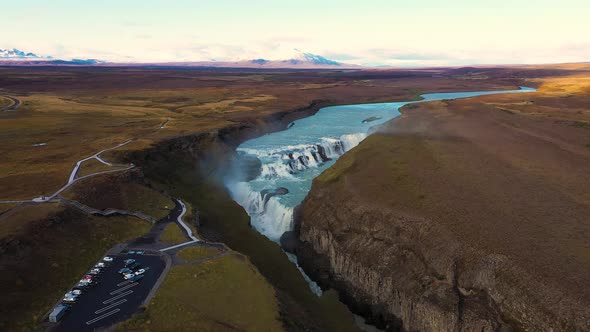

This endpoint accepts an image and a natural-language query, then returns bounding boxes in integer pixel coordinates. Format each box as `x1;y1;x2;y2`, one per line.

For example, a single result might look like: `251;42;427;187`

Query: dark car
118;267;132;274
124;258;135;266
129;262;142;270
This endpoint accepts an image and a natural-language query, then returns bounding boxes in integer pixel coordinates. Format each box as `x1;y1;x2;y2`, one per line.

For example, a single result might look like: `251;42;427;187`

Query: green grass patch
122;184;174;220
177;246;220;261
77;158;127;177
119;255;283;331
0;205;151;331
316;154;356;184
573;120;590;128
160;222;187;244
0;202;20;216
61;176;174;220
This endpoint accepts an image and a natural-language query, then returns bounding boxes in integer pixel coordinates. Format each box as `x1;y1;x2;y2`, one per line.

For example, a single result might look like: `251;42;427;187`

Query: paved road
53;253;165;331
0;95;20;111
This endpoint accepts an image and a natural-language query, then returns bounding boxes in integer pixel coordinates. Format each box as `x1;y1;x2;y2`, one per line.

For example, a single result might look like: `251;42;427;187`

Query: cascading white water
227;132;367;242
224;86;535;298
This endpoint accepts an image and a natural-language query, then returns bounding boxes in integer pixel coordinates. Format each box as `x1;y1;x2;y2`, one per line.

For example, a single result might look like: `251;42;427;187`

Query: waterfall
228;132;368;242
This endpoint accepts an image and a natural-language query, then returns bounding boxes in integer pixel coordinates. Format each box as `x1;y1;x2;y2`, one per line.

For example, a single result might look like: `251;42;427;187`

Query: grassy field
0;66;523;201
61;173;174;220
0;204;151;331
0;202;19;215
118;254;284;332
76;158;128;177
177;245;221;261
160;222;188;244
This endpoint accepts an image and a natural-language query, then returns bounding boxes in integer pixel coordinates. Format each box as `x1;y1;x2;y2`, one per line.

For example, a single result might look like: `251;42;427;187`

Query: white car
134;268;146;276
95;262;105;268
63;295;78;303
123;273;135;280
103;256;114;262
63;291;80;302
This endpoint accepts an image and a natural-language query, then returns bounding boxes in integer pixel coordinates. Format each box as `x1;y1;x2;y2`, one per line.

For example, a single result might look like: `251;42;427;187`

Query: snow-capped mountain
0;47;358;68
143;50;358;69
243;49;344;67
287;49;342;66
0;48;50;59
0;48;105;65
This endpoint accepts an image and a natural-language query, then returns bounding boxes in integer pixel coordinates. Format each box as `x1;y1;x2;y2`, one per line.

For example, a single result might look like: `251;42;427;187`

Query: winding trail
0;118;170;207
160;199;200;252
66;140;134;184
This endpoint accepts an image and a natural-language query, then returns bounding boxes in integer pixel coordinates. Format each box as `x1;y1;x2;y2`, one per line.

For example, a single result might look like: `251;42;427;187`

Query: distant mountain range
0;48;357;68
0;48;104;65
0;48;47;59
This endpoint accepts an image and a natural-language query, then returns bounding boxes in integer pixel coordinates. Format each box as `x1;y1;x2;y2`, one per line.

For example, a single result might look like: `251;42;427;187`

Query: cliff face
296;192;513;331
294;93;590;331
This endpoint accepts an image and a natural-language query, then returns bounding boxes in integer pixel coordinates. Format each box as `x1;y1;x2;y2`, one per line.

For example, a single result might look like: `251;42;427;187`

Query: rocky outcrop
295;199;497;331
294;193;590;331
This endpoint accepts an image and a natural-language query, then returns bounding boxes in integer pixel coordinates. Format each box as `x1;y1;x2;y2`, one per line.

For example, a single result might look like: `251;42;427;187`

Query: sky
1;0;589;66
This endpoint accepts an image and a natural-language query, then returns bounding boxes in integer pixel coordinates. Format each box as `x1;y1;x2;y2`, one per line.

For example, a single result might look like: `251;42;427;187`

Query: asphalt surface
53;253;165;331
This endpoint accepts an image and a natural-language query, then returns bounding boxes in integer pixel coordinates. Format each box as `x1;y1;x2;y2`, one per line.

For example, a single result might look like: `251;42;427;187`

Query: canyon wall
294;94;590;331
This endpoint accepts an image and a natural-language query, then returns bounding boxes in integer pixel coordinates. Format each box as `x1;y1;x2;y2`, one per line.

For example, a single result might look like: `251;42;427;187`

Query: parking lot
51;251;165;331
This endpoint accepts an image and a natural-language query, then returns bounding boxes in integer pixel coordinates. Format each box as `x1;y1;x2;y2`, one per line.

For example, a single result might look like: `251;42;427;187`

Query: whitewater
226;87;535;245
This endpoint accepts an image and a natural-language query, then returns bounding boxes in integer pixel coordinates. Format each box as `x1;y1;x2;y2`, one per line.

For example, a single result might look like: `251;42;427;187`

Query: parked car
123;273;136;280
75;281;90;288
82;275;94;281
136;251;144;255
89;268;102;275
124;258;135;266
135;268;146;276
128;262;142;270
128;250;136;255
63;296;78;303
95;262;105;268
63;291;79;303
118;267;132;274
82;277;97;284
103;256;114;262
